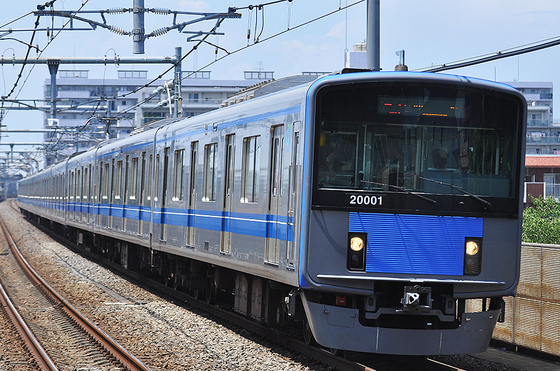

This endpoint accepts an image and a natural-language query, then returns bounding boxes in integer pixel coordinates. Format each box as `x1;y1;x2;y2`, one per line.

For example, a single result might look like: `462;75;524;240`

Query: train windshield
314;82;523;201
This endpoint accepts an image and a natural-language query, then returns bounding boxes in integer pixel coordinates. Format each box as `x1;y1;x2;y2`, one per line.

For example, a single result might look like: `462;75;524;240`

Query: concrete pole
175;47;183;118
366;0;380;71
47;60;60;118
133;0;145;54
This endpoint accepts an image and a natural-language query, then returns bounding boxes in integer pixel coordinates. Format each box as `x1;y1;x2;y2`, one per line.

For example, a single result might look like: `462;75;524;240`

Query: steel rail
0;216;152;371
0;282;58;371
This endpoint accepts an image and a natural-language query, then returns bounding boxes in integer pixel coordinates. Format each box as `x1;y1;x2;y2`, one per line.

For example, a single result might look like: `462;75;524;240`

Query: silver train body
18;71;526;355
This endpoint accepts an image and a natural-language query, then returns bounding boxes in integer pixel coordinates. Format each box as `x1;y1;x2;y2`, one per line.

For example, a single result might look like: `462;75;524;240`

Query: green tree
522;196;560;244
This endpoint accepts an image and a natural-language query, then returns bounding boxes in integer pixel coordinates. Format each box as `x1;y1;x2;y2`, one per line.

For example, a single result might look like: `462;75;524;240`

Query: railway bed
0;212;149;370
4;199;560;371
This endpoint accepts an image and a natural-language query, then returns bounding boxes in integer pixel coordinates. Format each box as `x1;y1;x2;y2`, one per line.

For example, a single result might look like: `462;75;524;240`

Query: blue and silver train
18;71;526;355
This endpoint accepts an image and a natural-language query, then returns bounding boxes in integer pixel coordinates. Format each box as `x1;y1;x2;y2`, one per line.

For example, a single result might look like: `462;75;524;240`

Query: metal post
133;0;145;54
47;60;60;118
174;47;183;118
366;0;380;71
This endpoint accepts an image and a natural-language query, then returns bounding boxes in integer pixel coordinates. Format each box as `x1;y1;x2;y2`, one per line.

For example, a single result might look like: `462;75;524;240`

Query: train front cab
298;72;526;355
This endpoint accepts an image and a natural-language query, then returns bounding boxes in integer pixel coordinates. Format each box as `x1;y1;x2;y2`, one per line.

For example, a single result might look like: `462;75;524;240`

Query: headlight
465;240;479;256
348;233;367;271
350;236;364;251
464;238;482;275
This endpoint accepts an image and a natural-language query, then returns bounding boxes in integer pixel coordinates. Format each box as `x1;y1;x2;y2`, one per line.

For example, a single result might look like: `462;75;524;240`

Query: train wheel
302;318;316;346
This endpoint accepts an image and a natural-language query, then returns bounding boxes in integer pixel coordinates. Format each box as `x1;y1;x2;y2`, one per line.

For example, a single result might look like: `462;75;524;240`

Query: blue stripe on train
18;198;293;242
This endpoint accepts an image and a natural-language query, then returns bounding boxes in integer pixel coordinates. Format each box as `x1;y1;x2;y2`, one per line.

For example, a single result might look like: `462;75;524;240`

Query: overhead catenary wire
109;0;366;121
419;34;560;73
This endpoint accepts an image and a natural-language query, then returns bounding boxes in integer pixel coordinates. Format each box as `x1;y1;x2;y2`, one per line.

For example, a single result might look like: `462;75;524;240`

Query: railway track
0;212;151;371
5;200;465;371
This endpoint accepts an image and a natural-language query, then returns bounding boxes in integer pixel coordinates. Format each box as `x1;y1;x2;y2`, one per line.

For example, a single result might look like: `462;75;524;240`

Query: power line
420;34;560;73
113;0;366;120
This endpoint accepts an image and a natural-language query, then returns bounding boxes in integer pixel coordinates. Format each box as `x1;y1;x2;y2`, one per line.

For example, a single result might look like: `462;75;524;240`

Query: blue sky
2;0;560;149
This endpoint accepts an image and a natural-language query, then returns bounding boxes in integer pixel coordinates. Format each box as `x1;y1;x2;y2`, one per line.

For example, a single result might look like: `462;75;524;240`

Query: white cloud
176;1;210;12
326;20;346;39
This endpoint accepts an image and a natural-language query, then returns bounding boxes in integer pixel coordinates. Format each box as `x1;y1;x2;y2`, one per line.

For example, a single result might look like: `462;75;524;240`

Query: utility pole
48;60;60;118
366;0;380;71
175;47;183;118
133;0;145;54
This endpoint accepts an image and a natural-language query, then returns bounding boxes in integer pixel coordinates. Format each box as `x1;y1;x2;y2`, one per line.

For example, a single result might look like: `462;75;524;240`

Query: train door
187;142;198;247
266;125;285;265
160;147;170;241
109;159;115;229
286;122;300;268
96;163;102;226
221;134;235;254
83;166;88;223
76;168;81;221
139;152;146;235
69;170;75;221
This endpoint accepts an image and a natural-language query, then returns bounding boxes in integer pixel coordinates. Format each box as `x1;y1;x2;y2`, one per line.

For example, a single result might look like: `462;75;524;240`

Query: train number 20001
347;194;383;206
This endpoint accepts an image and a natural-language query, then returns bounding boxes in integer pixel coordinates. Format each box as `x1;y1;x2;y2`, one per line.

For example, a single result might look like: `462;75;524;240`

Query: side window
203;143;218;202
115;160;123;200
130;157;138;200
102;163;110;200
241;135;261;203
154;154;160;202
69;171;74;201
83;167;89;202
77;168;82;201
146;154;153;203
173;149;185;201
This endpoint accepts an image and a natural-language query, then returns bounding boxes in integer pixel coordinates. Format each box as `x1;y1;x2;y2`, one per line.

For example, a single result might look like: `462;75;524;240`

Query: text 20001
347;194;383;206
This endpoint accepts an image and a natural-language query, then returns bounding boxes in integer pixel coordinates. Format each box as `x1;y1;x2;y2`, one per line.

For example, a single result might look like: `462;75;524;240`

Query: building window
244;71;274;80
188;93;199;103
544;173;560;198
59;70;88;78
118;70;148;79
185;71;211;79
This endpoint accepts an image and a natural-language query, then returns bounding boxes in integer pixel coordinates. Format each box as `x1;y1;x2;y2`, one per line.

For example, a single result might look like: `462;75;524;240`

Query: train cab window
313;82;523;215
173;149;185;201
241;135;261;203
203;143;218;202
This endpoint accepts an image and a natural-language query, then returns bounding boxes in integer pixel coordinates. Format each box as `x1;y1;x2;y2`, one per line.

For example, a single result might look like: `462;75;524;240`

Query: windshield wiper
360;179;437;204
418;176;492;207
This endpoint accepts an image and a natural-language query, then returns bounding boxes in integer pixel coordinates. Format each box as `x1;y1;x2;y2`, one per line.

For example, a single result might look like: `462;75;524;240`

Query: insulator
150;27;169;37
106;8;130;14
109;26;130;36
149;8;171;15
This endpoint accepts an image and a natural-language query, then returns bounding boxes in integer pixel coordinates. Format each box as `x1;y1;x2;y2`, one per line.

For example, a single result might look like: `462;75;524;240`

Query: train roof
220;74;322;107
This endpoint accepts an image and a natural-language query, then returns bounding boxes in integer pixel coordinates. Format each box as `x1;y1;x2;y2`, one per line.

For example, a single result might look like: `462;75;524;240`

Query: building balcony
527;119;551;127
526;136;560;144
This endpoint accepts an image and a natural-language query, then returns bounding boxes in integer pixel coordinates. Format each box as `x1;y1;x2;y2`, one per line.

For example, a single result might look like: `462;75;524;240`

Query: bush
522;196;560;244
